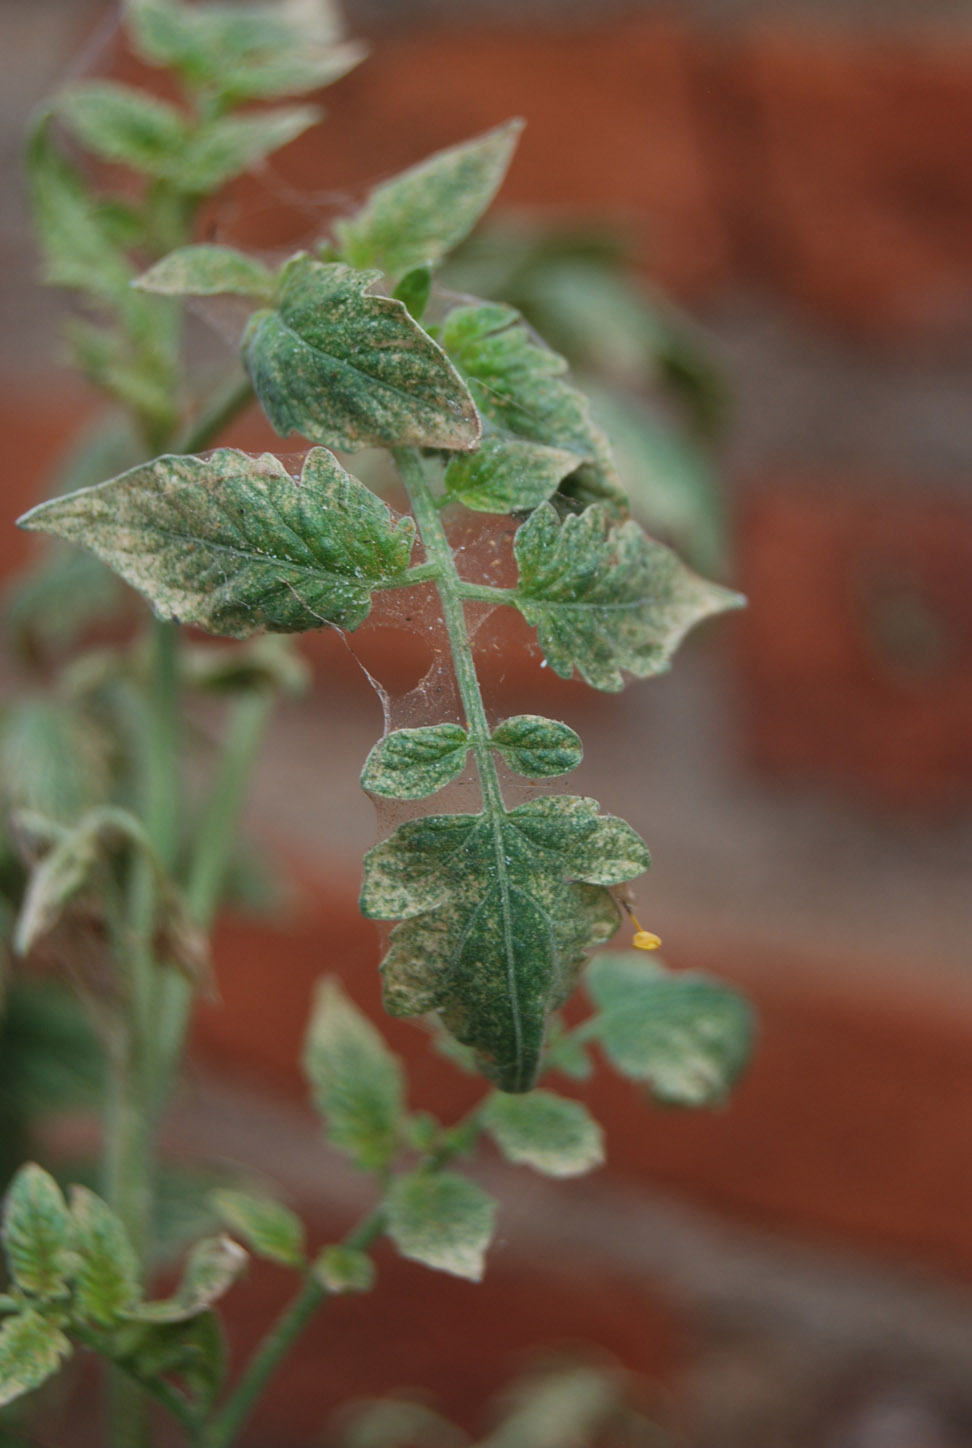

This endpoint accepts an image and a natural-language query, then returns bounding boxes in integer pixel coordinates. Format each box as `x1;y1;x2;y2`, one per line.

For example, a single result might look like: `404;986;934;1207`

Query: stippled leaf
444;438;580;515
360;795;650;1093
312;1245;375;1294
19;447;415;639
178;106;321;193
126;0;364;104
136;244;276;299
244;257;480;451
442;302;626;512
25;113;134;301
2;1166;71;1300
334;120;522;282
513;503;743;692
490;715;582;780
586;954;755;1106
134;1236;247;1323
385;1171;495;1281
0;697;111;824
0;1310;71;1409
483;1089;603;1178
69;1187;139;1326
209;1190;305;1268
58;81;188;174
361;724;469;800
302;979;405;1172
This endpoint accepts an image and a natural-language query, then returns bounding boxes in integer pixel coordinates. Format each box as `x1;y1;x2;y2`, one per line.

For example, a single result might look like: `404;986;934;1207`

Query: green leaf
444;438;580;515
302;979;405;1172
392;264;432;321
69;1187;139;1326
244;256;480;451
360;795;650;1093
2;1166;72;1300
361;724;469;800
134;1236;247;1323
311;1245;375;1294
385;1171;495;1281
0;1310;71;1409
334;120;523;282
585;954;755;1106
482;1089;603;1178
209;1190;305;1268
0;697;111;823
136;244;276;299
180;106;322;193
542;1018;592;1081
442;302;626;512
513;503;744;692
19;447;415;639
25;113;135;301
119;1311;226;1412
490;715;582;780
126;0;364;104
58;81;187;174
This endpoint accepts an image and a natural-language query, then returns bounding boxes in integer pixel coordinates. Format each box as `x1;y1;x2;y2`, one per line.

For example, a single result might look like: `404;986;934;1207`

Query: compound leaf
209;1191;305;1268
244;256;480;451
490;715;582;779
385;1171;495;1282
134;1237;247;1324
442;302;626;512
483;1089;603;1178
136;244;276;299
585;954;755;1106
361;724;469;800
2;1165;72;1300
360;795;650;1093
302;979;405;1172
444;438;581;514
513;503;743;692
19;447;415;639
70;1186;140;1326
334;120;523;282
0;1310;71;1409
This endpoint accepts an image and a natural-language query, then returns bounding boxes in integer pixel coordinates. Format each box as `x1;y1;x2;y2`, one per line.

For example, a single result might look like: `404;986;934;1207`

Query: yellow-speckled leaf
2;1166;71;1300
136;244;275;298
0;1311;71;1409
244;257;480;451
18;448;415;639
443;438;581;514
361;724;470;800
385;1171;495;1281
483;1089;604;1178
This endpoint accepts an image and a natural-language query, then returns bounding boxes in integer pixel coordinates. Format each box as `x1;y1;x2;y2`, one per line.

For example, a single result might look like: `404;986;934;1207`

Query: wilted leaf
442;302;626;512
2;1165;72;1300
13;819;100;957
334;120;523;282
513;503;743;691
244;256;480;451
134;1236;247;1323
136;244;276;299
312;1245;375;1294
360;795;649;1093
0;1310;71;1409
361;724;469;800
385;1171;495;1281
490;715;582;779
585;953;755;1106
302;979;405;1172
483;1090;603;1178
70;1186;139;1326
19;447;416;639
210;1191;305;1268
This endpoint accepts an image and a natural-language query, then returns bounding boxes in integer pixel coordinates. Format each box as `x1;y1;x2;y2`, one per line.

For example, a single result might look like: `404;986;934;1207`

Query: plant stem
176;374;254;456
202;1209;386;1448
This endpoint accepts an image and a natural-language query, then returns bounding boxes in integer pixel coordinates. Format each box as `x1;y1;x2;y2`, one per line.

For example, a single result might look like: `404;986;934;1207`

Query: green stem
176;374;254;456
202;1209;386;1448
455;581;515;606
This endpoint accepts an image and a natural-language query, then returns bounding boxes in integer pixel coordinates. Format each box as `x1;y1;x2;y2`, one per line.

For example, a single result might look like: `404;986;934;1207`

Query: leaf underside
360;795;650;1092
18;447;415;639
